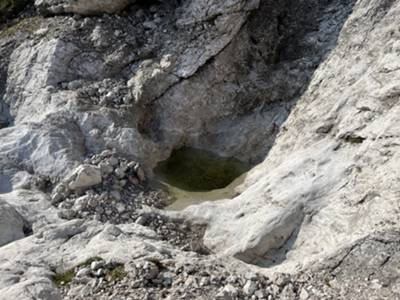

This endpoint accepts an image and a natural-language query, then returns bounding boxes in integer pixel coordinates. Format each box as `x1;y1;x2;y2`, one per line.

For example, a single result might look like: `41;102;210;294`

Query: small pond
153;147;251;210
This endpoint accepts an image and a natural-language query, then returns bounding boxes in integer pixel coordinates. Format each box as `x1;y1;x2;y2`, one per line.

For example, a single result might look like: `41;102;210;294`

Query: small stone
255;289;267;299
51;192;63;204
199;277;210;286
91;260;105;271
110;190;121;201
243;280;258;296
94;268;105;277
216;288;233;300
58;209;76;220
143;21;156;30
226;275;238;283
73;195;90;210
76;267;91;278
161;272;174;287
108;157;119;166
245;272;258;281
127;161;137;169
116;203;126;213
224;284;239;297
267;284;280;296
135;216;147;225
68;165;102;191
88;197;99;207
115;168;126;178
134;165;145;182
128;175;139;185
80;284;91;297
299;288;309;300
100;150;113;157
272;273;290;287
99;162;114;176
280;283;296;300
142;261;159;280
119;161;129;172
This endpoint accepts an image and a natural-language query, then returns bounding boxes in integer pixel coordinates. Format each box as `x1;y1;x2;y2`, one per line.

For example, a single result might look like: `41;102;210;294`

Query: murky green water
153;147;250;210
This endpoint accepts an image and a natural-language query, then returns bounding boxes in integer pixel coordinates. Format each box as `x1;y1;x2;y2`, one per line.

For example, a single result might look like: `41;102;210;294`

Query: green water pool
154;147;250;210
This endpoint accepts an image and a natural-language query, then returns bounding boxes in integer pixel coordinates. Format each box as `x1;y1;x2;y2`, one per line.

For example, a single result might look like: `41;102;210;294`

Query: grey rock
243;280;258;296
1;0;400;299
299;288;309;300
280;283;296;300
90;260;105;271
35;0;134;15
135;216;146;225
223;284;239;298
0;201;29;247
76;267;91;278
67;165;102;191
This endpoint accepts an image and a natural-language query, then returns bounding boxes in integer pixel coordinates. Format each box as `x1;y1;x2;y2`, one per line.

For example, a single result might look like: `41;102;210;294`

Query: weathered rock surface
66;165;102;191
0;200;30;246
0;0;400;299
183;0;400;276
35;0;134;15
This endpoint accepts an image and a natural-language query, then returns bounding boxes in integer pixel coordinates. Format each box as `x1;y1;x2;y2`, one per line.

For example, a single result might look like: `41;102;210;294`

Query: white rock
223;284;239;297
299;288;309;300
90;260;105;271
243;280;257;296
68;165;102;191
76;267;91;278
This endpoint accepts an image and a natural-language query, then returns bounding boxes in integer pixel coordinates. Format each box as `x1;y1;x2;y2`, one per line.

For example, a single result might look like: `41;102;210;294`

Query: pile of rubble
49;151;211;254
139;213;210;254
51;150;166;224
57;257;301;300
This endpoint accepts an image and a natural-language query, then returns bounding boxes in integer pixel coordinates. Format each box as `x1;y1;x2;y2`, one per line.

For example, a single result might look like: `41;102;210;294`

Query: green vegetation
154;147;250;192
51;257;104;287
52;269;75;287
108;265;127;282
0;0;30;22
0;16;42;38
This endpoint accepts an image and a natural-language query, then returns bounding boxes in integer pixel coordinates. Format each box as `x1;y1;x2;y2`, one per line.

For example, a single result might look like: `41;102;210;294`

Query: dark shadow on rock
140;0;358;166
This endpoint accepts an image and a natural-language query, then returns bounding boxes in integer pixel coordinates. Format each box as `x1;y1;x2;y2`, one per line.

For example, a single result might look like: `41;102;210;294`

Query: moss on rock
108;265;127;282
52;269;75;287
0;16;41;38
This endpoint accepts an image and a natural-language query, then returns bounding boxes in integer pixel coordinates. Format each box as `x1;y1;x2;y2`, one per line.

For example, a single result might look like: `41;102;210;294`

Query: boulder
0;200;29;247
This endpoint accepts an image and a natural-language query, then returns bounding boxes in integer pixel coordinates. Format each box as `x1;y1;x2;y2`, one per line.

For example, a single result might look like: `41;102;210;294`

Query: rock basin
153;147;250;210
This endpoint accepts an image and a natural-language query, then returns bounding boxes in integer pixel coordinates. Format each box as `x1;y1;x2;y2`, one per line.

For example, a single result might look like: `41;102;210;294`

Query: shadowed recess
154;147;250;192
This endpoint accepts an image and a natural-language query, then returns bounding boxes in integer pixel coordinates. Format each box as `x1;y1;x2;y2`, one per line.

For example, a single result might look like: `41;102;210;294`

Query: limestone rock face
1;0;400;299
0;200;29;247
184;0;400;274
35;0;134;15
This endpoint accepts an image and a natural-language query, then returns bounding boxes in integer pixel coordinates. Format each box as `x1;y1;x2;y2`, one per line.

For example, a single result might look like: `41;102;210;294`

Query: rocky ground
0;0;400;299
